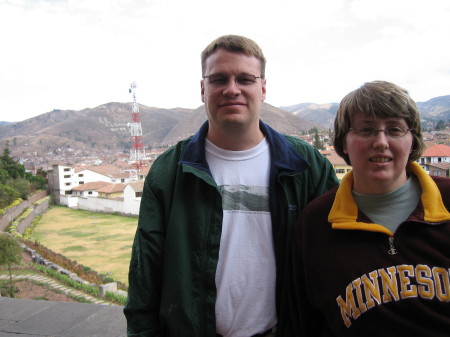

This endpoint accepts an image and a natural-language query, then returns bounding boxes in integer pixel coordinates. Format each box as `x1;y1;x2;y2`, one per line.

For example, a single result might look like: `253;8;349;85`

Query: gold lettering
416;265;434;299
433;267;450;302
336;283;361;328
352;278;367;313
397;265;417;299
361;270;381;309
379;266;400;303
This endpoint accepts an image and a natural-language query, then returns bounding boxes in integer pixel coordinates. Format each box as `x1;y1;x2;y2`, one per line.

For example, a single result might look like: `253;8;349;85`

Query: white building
48;164;146;215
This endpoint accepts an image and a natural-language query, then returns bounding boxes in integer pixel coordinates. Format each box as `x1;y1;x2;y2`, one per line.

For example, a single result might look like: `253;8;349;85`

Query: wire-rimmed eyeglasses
203;73;261;87
349;126;413;138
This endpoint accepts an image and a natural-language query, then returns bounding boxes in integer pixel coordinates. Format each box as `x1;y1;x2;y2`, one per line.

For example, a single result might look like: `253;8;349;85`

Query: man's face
201;48;266;134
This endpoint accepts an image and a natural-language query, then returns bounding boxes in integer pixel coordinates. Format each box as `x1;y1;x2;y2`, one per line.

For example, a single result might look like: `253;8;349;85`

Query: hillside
0;102;320;158
281;95;450;129
1;95;448;166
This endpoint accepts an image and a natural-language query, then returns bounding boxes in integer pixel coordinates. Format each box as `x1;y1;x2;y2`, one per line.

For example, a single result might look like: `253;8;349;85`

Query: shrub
0;234;22;297
0;185;20;209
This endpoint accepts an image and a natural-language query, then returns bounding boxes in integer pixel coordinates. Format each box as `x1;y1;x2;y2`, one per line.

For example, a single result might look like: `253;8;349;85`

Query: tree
0;234;22;298
436;120;446;131
8;178;31;199
313;130;325;150
0;144;25;180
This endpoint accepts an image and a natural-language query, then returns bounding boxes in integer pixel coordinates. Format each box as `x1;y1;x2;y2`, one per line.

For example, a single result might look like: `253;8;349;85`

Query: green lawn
30;206;138;285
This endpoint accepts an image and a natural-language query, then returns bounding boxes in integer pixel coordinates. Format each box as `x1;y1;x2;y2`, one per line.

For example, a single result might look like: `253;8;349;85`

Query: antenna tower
128;82;145;179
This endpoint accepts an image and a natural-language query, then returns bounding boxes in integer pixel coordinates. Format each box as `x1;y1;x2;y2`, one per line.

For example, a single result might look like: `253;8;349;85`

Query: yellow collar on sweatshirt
328;162;450;235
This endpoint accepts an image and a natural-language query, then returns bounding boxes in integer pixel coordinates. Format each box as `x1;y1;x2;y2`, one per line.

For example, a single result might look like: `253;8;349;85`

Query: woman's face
344;112;414;194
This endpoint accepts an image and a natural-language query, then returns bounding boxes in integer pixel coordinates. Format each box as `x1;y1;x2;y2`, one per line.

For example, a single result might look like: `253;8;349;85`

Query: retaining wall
0;190;48;232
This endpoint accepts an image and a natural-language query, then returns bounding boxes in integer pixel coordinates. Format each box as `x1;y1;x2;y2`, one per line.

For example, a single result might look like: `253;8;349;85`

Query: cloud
0;0;449;121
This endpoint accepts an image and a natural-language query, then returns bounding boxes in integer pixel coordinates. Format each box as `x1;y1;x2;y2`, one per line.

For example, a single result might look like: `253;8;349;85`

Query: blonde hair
201;34;266;78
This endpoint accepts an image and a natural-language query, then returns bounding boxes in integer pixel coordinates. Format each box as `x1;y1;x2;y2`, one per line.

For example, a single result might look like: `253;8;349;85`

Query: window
121;179;125;183
65;182;71;186
79;181;84;185
336;169;345;174
135;192;142;198
88;191;93;195
64;175;71;178
78;174;84;177
65;190;72;195
64;168;70;172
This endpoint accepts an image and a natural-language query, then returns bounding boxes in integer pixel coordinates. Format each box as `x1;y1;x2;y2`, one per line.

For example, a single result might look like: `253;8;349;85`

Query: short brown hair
201;35;266;78
333;81;425;165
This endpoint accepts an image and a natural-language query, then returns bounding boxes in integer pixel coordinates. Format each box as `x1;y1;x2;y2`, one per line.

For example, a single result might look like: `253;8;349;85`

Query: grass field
30;206;138;285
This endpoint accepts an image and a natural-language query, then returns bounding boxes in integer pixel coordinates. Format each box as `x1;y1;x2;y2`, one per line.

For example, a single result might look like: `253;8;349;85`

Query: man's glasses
203;73;261;87
349;126;412;138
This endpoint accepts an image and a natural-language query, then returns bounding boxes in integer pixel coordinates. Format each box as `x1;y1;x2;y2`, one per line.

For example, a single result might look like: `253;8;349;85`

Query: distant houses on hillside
48;130;450;215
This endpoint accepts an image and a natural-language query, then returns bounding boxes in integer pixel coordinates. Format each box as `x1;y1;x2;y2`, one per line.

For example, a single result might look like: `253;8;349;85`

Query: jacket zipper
387;236;398;255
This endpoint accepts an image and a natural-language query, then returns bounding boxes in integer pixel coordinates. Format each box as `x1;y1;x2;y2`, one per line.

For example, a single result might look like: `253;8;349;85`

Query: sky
1;0;449;122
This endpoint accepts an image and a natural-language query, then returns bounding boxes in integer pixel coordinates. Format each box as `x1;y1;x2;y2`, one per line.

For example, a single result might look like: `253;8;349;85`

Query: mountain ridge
1;95;448;164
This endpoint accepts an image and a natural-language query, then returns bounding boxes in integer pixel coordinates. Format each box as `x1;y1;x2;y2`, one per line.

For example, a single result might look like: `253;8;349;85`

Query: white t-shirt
205;138;277;337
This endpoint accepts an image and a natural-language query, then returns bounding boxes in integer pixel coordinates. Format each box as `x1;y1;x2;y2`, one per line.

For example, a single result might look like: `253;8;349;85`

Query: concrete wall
76;197;125;215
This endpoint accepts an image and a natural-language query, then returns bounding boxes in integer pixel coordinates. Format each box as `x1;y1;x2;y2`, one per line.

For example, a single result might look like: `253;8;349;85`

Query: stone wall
0;190;48;232
16;198;51;234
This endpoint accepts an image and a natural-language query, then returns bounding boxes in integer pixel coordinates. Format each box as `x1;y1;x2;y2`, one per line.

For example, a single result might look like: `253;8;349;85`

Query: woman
291;81;450;336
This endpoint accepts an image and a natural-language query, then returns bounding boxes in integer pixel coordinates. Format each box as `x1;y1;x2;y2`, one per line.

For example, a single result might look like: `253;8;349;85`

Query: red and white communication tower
128;82;145;179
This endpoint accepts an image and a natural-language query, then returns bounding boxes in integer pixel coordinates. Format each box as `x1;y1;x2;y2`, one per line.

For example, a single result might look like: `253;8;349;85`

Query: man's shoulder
283;134;311;148
149;138;193;176
154;138;192;162
283;135;325;159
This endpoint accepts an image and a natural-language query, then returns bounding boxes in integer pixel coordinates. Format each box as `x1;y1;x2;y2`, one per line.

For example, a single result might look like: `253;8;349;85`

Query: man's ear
201;79;205;103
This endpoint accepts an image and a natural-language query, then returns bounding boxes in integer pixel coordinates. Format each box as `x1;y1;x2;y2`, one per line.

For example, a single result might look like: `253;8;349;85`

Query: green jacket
124;121;339;337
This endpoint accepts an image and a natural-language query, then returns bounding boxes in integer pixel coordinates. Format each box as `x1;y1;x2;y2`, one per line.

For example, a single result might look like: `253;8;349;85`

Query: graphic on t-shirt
218;185;270;212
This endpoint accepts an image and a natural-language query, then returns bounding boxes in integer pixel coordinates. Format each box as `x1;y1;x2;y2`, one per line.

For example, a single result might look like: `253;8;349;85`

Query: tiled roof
423;162;450;170
97;183;126;193
128;181;144;192
322;151;348;166
74;164;123;175
72;181;111;191
422;144;450;157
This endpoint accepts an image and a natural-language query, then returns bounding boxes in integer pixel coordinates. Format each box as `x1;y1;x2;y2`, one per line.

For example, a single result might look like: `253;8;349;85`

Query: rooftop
422;144;450;157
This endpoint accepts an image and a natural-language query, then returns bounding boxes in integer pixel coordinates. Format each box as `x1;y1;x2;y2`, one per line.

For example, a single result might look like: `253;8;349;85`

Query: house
321;151;352;181
97;183;126;199
123;181;144;215
72;181;112;198
48;163;147;215
419;144;450;176
419;144;450;165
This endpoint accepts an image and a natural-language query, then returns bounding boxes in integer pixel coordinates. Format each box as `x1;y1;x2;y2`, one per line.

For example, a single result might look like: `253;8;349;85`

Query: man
124;34;339;337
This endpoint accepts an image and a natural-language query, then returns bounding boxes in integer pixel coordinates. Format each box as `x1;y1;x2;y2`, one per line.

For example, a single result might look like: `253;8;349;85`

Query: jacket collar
180;120;309;174
328;162;450;234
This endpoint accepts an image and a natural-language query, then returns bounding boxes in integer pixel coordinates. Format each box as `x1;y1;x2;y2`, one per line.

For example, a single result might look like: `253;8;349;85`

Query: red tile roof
321;151;348;165
97;183;126;193
128;181;144;192
422;144;450;157
72;181;111;191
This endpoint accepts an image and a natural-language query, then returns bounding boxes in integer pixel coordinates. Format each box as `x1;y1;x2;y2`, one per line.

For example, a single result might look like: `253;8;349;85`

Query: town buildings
47;131;450;216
